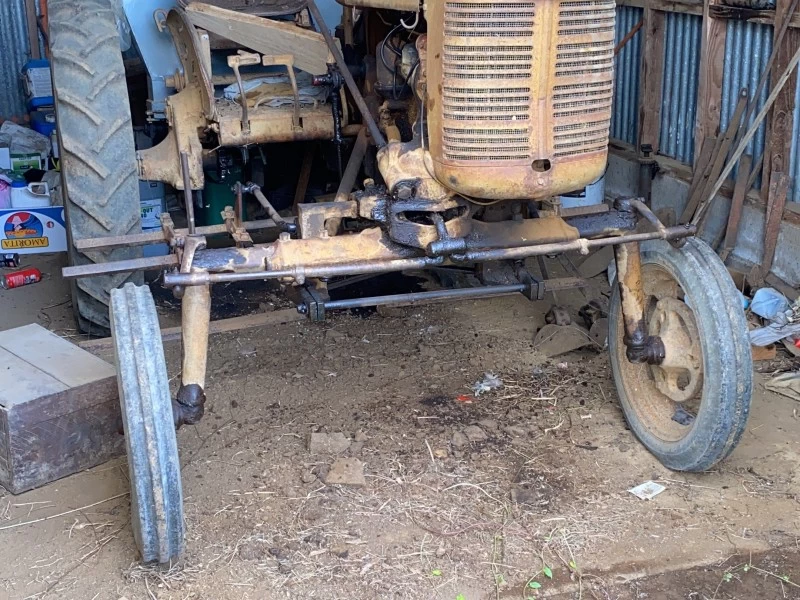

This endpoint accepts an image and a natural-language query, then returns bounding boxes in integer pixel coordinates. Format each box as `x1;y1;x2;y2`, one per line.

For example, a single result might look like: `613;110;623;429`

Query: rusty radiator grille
443;44;532;80
444;1;535;37
441;1;536;162
442;126;532;161
551;0;614;158
557;1;615;36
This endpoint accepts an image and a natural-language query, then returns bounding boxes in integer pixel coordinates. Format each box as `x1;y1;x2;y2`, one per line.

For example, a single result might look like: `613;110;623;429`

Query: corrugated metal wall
788;74;800;201
0;0;34;120
658;12;702;164
610;6;643;145
720;20;773;185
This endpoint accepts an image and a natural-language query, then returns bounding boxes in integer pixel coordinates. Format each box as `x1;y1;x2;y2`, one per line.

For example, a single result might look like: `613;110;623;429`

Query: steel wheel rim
614;263;705;443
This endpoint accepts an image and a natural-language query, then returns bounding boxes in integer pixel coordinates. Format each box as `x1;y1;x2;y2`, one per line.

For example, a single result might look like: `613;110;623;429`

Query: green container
197;165;245;226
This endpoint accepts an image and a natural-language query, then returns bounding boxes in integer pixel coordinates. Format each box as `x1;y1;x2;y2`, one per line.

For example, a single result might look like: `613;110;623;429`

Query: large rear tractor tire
50;0;143;334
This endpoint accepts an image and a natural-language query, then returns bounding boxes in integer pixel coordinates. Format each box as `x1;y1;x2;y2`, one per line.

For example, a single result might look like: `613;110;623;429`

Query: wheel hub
647;297;703;402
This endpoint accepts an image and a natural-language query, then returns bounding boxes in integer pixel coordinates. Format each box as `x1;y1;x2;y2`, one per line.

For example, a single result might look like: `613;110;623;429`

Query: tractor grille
428;0;614;199
441;0;536;161
552;0;615;157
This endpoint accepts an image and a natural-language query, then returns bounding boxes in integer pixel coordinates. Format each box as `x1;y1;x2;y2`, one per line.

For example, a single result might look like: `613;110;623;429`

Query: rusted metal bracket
222;206;254;248
297;285;328;321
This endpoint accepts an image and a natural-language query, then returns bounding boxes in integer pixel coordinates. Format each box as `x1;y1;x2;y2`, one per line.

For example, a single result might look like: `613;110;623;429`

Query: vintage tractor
53;0;752;564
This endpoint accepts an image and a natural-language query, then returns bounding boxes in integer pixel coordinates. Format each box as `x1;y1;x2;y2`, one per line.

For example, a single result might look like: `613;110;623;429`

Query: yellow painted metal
425;0;615;200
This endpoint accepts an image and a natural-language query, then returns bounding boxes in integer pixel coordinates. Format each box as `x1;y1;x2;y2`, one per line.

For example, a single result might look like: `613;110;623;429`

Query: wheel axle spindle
613;241;665;365
174;283;211;428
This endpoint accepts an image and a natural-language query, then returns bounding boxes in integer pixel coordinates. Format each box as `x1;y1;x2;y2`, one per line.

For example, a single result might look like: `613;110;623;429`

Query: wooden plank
637;9;666;154
24;0;41;60
294;144;315;211
617;0;703;16
760;0;800;206
758;171;789;280
0;325;115;388
80;307;307;353
619;0;800;28
719;154;753;261
696;42;800;224
0;348;67;409
683;89;748;223
685;136;716;205
185;2;335;75
694;1;727;167
751;344;777;361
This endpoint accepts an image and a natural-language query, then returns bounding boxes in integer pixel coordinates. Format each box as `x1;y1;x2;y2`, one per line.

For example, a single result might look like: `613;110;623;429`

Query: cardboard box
10;153;43;174
0;207;67;253
0;324;122;494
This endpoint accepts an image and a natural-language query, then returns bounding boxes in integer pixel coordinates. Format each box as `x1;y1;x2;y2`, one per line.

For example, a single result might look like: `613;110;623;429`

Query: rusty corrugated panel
721;19;773;187
609;5;642;146
658;12;702;165
0;0;32;120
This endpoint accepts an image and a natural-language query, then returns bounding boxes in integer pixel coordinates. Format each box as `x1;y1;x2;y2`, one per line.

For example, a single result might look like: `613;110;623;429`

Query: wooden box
0;324;124;494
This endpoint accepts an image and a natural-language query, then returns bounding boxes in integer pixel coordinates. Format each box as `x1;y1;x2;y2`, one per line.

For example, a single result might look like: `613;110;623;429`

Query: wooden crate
0;324;123;494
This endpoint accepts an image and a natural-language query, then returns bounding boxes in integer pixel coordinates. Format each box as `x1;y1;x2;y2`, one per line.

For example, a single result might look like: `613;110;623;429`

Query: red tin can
1;268;42;289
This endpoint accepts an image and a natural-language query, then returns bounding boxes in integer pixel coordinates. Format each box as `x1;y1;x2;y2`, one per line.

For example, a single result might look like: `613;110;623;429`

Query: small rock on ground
504;425;527;437
451;431;469;449
477;419;499;432
325;329;347;342
324;458;366;487
308;432;351;454
463;425;488;442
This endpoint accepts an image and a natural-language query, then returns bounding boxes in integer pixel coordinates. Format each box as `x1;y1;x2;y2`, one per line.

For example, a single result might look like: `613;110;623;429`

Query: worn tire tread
50;0;142;333
111;284;184;563
609;237;752;472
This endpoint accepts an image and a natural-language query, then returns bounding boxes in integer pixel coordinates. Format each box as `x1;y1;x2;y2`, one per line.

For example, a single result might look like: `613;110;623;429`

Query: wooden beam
753;171;789;282
24;0;40;59
293;144;315;211
79;308;306;353
760;0;800;206
620;0;800;28
637;9;666;154
185;2;335;75
617;0;703;15
719;153;752;259
608;143;800;227
694;0;727;167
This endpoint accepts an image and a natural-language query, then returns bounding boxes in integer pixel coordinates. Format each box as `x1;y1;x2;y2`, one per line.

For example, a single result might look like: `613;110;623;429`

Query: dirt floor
0;253;799;600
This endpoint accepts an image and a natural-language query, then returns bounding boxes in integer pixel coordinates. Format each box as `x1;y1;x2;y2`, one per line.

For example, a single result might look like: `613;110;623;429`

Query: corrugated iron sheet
788;71;800;201
610;6;643;145
658;12;702;164
0;0;33;120
721;19;773;186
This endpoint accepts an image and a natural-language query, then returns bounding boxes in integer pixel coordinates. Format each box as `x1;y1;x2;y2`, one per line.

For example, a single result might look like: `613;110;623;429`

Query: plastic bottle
10;181;50;209
0;179;10;209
